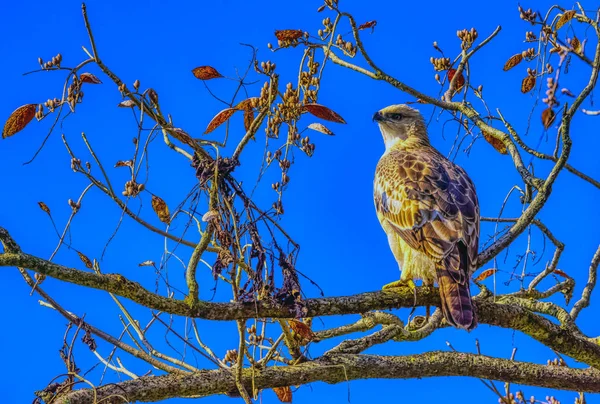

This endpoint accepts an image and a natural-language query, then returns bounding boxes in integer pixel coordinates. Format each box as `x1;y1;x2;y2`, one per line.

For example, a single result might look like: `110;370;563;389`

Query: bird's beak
372;111;384;122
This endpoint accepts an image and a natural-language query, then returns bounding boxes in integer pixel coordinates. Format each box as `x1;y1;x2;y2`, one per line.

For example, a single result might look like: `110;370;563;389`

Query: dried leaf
243;109;255;132
556;10;576;30
503;54;524;71
571;36;582;54
358;20;377;31
38;201;51;215
202;210;219;222
303;103;346;123
80;73;102;84
275;29;303;41
273;386;292;403
521;75;536;93
553;269;571;278
482;131;508;154
474;268;497;282
307;122;334;136
204;108;238;134
235;97;258;110
447;69;465;90
114;160;133;168
2;104;36;138
542;108;556;129
289;319;316;342
192;66;223;80
78;251;93;269
139;260;155;267
317;4;326;12
151;195;171;224
118;99;136;108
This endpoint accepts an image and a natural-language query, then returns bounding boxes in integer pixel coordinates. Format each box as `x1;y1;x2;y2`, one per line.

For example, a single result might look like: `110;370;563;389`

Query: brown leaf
317;4;326;12
275;30;303;41
243;109;255;132
542;108;556;129
474;268;497;282
204;108;238;134
2;104;36;138
358;20;377;31
553;269;571;278
151;195;171;224
571;36;582;54
556;10;576;30
289;319;316;342
80;73;102;84
118;99;136;108
192;66;223;80
303;103;346;123
114;160;133;168
447;69;465;90
307;122;334;136
482;131;508;154
521;76;536;93
273;386;292;403
78;251;93;269
503;54;524;71
38;201;51;215
235;97;258;110
139;260;155;267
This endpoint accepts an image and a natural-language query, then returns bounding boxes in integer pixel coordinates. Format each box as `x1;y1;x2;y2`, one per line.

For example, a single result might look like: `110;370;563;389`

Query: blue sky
1;0;599;403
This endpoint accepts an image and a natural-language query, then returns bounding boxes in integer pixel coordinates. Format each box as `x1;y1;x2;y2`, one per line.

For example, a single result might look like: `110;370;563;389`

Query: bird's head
373;104;429;150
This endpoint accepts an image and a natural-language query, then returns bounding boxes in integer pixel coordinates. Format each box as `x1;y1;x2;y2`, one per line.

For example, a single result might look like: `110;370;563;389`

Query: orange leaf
482;131;508;154
289;319;317;342
273;386;292;403
114;160;133;168
307;122;334;136
553;269;571;278
204;108;238;134
78;251;93;269
80;72;102;84
521;76;536;93
474;268;497;282
151;195;171;224
2;104;36;138
38;201;51;215
503;54;524;71
447;69;465;90
571;36;582;54
275;30;303;41
243;109;255;132
358;20;377;31
556;10;576;30
303;103;346;123
542;108;556;129
192;66;223;80
235;97;258;110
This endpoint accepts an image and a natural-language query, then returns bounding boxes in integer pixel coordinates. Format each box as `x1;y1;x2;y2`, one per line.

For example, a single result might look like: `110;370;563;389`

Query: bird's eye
389;113;403;121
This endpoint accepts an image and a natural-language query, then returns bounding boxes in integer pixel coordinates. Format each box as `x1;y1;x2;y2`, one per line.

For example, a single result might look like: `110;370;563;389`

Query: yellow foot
382;279;416;291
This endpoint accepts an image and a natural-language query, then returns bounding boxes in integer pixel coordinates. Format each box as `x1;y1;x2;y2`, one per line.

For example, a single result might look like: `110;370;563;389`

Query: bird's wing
374;148;479;279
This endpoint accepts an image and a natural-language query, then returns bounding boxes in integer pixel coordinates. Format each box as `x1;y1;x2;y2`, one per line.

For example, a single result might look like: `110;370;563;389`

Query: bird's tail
436;243;477;330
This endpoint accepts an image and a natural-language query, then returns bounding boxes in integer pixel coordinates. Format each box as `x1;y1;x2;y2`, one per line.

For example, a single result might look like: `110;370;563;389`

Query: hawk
372;104;479;330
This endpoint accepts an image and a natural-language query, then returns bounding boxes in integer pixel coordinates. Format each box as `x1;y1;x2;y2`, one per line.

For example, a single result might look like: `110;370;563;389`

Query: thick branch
59;352;600;403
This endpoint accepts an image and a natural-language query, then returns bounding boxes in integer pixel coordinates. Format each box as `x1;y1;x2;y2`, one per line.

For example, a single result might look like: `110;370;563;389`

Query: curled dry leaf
80;73;102;84
2;104;36;138
317;4;326;12
307;122;334;136
571;36;582;54
204;108;238;134
38;201;51;215
118;99;136;108
139;260;155;267
503;54;524;71
521;76;536;93
542;108;556;129
555;10;576;30
358;20;377;31
289;319;317;342
275;29;303;41
482;131;508;154
192;66;223;80
77;251;93;269
202;210;219;222
474;268;497;282
303;103;346;124
114;160;133;168
273;386;292;403
151;195;171;224
447;69;465;90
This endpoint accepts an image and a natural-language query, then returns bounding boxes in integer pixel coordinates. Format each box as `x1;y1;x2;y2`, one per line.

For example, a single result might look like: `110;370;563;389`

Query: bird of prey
372;104;479;330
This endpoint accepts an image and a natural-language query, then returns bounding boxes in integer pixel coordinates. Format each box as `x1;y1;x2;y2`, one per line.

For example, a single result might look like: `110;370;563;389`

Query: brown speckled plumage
373;105;479;330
